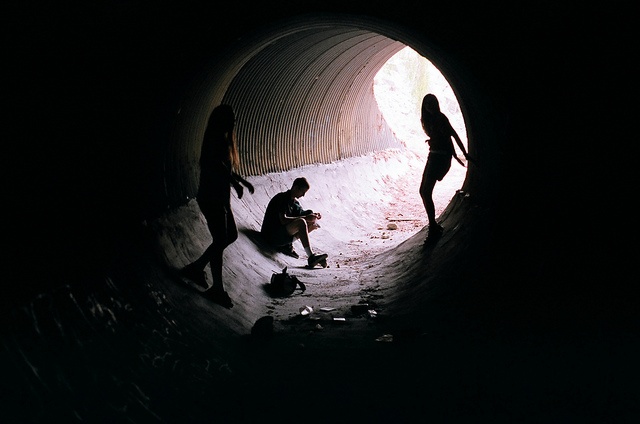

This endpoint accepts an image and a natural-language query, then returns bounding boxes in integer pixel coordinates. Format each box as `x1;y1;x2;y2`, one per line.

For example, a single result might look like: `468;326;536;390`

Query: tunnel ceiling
166;18;422;204
224;27;405;175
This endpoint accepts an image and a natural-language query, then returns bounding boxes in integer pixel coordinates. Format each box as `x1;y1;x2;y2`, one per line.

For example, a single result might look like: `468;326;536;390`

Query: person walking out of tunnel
181;104;254;308
261;177;328;268
419;93;471;238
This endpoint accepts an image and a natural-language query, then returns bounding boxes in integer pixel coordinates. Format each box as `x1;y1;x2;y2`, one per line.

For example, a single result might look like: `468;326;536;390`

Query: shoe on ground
180;265;208;288
278;243;299;259
308;253;329;268
202;288;233;308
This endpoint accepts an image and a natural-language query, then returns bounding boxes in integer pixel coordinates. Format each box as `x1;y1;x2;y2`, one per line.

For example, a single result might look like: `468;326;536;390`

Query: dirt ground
223;146;468;326
151;143;468;335
240;49;470;327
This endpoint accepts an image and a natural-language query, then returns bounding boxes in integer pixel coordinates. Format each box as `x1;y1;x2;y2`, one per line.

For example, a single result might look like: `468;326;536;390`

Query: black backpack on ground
267;267;306;297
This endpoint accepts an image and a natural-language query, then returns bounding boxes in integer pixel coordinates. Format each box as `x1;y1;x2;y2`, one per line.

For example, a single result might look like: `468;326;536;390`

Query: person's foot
278;243;299;259
180;265;208;289
428;223;444;236
307;253;328;268
202;288;233;308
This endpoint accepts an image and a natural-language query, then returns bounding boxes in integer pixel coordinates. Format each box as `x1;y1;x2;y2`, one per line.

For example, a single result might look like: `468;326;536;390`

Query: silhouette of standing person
181;104;254;308
419;93;470;238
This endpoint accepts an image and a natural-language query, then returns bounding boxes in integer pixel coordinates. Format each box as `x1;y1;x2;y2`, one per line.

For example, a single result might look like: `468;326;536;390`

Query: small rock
251;316;274;340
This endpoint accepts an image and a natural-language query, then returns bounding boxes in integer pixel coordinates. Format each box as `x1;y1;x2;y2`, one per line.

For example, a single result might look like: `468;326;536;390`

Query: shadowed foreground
3;153;638;422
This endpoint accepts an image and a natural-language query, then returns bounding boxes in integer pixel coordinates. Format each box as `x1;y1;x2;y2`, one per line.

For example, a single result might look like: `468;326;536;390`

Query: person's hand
233;182;244;199
304;213;321;222
465;154;476;166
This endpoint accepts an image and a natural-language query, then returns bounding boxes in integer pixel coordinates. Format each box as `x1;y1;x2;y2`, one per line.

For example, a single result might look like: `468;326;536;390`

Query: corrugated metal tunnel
164;15;482;207
5;3;636;423
226;26;403;174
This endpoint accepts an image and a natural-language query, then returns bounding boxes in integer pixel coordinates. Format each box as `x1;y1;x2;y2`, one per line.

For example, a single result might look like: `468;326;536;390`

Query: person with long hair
419;93;471;238
181;104;254;308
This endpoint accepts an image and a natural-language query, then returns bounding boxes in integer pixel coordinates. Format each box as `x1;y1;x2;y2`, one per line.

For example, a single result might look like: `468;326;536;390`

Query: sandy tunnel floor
219;147;468;332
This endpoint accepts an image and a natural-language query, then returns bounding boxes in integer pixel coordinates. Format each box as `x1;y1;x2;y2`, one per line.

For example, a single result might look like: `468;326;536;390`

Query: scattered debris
299;305;313;316
320;307;336;312
375;334;393;342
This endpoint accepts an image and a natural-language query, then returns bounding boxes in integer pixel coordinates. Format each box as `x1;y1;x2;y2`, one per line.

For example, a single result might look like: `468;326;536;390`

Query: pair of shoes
180;265;208;288
307;253;329;268
202;288;233;308
278;244;299;259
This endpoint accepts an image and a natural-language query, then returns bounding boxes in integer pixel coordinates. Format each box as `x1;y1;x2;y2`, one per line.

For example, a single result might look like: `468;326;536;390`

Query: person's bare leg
199;242;234;308
286;218;311;250
420;176;438;227
182;248;211;288
307;216;320;232
208;247;224;292
184;241;224;289
287;217;327;267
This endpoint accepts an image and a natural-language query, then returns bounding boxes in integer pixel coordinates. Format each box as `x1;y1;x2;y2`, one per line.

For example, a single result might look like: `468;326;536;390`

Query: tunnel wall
223;27;405;175
5;2;636;422
158;10;503;220
163;19;412;206
8;1;631;313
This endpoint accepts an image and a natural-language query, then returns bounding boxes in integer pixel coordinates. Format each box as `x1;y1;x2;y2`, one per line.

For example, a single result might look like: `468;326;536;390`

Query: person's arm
278;201;320;225
276;196;297;225
232;172;254;193
450;126;475;165
303;212;321;223
452;152;465;167
230;172;254;199
295;202;321;221
278;210;302;225
451;128;468;159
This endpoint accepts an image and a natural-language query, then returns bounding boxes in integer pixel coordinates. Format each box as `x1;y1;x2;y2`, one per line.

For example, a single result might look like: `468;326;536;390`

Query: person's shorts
425;152;452;181
262;225;294;247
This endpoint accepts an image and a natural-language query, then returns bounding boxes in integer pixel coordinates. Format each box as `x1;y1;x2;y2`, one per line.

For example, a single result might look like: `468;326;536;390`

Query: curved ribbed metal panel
221;26;405;176
164;16;427;202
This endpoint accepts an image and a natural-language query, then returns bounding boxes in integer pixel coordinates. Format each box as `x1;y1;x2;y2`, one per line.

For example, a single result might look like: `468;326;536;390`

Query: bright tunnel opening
373;46;469;232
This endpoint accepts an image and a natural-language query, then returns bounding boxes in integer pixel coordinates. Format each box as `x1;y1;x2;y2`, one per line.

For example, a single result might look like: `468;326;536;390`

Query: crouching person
261;177;327;268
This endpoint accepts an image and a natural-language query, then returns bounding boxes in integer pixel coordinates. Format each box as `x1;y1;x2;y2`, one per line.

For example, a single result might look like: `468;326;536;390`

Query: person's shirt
197;134;232;206
424;112;455;154
261;190;306;235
